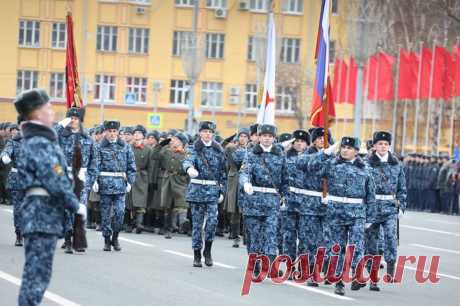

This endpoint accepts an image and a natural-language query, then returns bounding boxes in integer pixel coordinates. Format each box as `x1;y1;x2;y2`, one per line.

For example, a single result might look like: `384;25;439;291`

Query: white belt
10;168;18;173
253;186;278;194
289;187;322;197
190;179;217;186
26;187;50;197
67;167;87;172
328;195;363;204
376;194;396;201
100;171;125;177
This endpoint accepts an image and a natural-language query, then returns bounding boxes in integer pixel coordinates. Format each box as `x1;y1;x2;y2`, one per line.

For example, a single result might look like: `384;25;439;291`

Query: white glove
58;117;72;128
1;154;11;165
77;168;87;183
281;138;296;149
92;181;99;193
218;194;224;203
187;167;199;178
244;183;254;195
324;142;340;155
126;183;132;193
365;223;373;229
77;204;87;221
398;210;404;219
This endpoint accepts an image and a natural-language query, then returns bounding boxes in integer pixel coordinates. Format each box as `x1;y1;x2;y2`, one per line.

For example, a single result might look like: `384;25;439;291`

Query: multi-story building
0;0;352;136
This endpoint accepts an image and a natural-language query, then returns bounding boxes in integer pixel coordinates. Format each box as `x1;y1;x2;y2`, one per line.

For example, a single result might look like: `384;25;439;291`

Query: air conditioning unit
229;86;240;96
228;96;240;105
215;8;227;18
239;0;249;11
136;7;146;15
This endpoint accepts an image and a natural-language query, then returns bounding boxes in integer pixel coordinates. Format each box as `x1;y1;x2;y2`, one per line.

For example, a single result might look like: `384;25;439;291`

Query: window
94;75;116;102
18;20;40;47
128;0;151;4
282;0;303;14
126;77;147;104
206;0;227;8
16;70;38;94
245;84;258;110
276;86;297;112
49;73;65;99
172;31;193;56
96;26;117;52
51;23;66;49
247;36;256;61
170;80;189;105
201;82;223;107
128;28;149;54
331;0;338;14
206;33;225;59
250;0;267;12
175;0;194;7
280;38;300;63
329;40;336;63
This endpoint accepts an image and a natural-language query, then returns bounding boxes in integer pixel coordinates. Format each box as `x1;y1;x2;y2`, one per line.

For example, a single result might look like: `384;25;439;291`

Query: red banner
346;57;357;104
398;49;419;100
419;47;432;99
454;45;460;97
311;77;336;127
365;52;395;102
66;12;84;108
332;59;348;104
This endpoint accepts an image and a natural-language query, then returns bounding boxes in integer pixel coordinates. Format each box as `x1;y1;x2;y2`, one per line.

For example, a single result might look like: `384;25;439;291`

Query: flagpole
424;39;437;154
362;56;371;141
372;50;381;135
413;41;424;152
392;48;401;152
344;57;352;138
450;96;457;153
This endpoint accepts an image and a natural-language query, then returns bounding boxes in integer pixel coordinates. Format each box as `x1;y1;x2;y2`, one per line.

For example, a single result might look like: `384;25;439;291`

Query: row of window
174;0;339;14
16;70;297;112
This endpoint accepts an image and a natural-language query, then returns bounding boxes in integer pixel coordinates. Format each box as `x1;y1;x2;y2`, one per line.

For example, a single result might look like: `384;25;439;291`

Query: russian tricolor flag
310;0;335;127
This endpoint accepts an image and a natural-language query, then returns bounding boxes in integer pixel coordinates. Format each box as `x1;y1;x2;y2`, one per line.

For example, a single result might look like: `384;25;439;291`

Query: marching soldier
1;121;24;246
87;126;104;230
248;123;259;149
0;122;12;205
54;107;97;253
183;121;227;267
93;120;136;251
239;124;289;272
308;137;375;296
158;132;190;238
365;131;406;291
13;89;86;306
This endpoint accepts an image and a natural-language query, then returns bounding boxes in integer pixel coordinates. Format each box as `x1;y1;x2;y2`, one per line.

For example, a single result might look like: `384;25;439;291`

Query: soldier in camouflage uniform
13;89;86;306
239;124;289;273
87;126;104;230
93;120;136;252
1;121;24;246
365;131;406;291
0;122;12;205
183;121;227;267
308;137;375;296
159;132;189;238
54;107;98;253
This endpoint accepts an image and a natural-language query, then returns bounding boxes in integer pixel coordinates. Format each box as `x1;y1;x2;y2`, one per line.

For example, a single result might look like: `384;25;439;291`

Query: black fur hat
293;129;311;145
199;121;216;132
250;123;259;136
373;131;392;145
103;120;120;131
14;89;50;117
341;136;361;150
133;125;147;136
66;107;86;122
258;124;277;136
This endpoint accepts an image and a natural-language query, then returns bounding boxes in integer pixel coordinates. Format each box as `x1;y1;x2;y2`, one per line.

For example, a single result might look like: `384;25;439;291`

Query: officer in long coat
13;89;86;306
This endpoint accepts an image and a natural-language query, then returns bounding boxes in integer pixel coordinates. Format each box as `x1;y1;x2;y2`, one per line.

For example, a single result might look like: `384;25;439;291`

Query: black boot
112;232;122;251
369;282;380;291
232;236;240;248
334;281;345;296
351;280;363;291
64;234;73;254
193;249;202;267
164;230;172;239
135;213;144;234
86;209;96;229
14;232;23;247
103;236;111;251
387;262;395;282
203;241;213;267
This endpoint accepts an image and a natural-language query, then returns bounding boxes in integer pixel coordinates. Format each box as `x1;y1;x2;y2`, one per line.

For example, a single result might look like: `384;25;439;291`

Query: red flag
454;45;460;97
311;77;336;127
442;47;455;100
419;47;432;99
332;59;348;103
346;57;358;104
398;49;419;100
431;46;450;100
365;52;395;101
66;12;84;108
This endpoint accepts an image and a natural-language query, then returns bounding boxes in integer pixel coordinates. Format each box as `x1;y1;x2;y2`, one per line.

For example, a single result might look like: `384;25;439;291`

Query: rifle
72;134;88;250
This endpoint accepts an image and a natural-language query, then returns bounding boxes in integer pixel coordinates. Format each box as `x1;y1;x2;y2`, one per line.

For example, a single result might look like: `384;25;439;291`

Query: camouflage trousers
244;214;278;257
100;194;126;237
10;190;22;233
18;233;57;306
189;202;218;250
365;214;398;264
328;219;365;274
283;213;325;264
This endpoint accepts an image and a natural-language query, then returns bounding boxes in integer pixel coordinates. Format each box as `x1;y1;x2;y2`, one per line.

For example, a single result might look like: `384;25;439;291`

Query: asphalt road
0;205;459;306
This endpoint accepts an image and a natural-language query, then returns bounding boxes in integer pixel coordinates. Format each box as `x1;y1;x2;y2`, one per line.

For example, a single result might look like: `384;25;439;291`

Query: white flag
256;12;276;125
